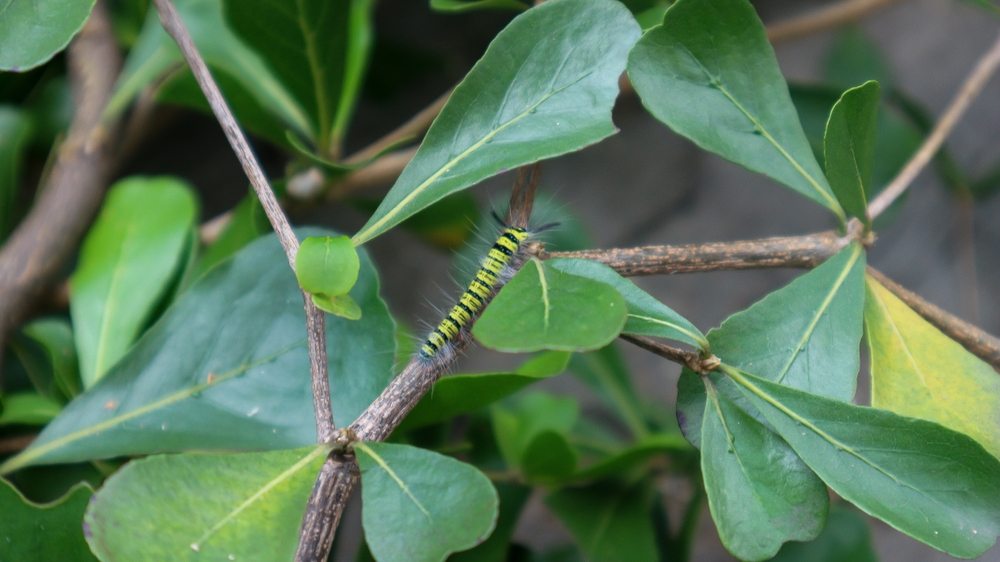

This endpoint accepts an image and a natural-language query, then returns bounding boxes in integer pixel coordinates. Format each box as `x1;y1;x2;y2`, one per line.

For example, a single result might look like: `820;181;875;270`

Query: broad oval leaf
521;430;578;482
676;244;866;446
545;481;658;562
769;502;878;562
295;235;360;296
0;480;96;561
356;442;499;562
474;259;627;352
0;0;96;71
71;176;199;388
547;257;707;349
627;0;844;220
725;366;1000;558
865;276;1000;459
0;230;395;474
351;0;641;245
824;81;880;226
84;446;329;561
492;391;578;471
702;385;827;561
449;483;531;562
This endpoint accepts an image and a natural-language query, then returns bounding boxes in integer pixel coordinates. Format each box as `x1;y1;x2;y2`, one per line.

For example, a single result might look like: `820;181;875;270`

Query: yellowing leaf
864;276;1000;458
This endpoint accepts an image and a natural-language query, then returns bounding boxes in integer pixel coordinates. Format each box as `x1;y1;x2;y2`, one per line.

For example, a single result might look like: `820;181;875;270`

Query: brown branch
868;31;1000;220
765;0;905;44
150;0;335;442
0;2;121;364
866;267;1000;371
620;334;719;374
542;231;851;276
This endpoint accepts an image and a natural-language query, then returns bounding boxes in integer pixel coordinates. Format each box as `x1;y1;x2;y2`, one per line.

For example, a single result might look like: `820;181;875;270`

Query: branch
867;31;1000;219
542;231;851;276
620;334;719;374
0;2;121;362
866;267;1000;371
765;0;905;44
150;0;335;442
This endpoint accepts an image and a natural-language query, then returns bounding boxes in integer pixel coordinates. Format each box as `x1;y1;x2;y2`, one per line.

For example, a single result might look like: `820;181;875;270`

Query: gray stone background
126;0;1000;559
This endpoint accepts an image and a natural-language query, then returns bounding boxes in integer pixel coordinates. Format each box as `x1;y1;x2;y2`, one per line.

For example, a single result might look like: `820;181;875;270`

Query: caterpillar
418;224;532;361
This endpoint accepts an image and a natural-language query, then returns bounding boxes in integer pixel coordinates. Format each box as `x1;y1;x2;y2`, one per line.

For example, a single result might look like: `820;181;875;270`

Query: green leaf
824;81;880;226
351;0;640;245
547;257;707;350
430;0;528;12
568;344;648;439
569;433;689;482
295;235;360;295
723;366;1000;558
0;392;63;426
676;244;866;446
193;191;271;280
108;0;310;137
399;352;570;432
0;480;96;561
702;383;827;561
312;293;363;320
864;276;1000;459
70;177;199;388
769;503;878;562
492;392;578;471
546;481;658;562
474;259;627;352
449;483;531;562
0;106;32;239
356;442;499;562
0;0;97;71
627;0;844;220
0;230;395;474
10;318;80;401
824;27;896;92
226;0;375;149
84;446;329;560
520;430;578;482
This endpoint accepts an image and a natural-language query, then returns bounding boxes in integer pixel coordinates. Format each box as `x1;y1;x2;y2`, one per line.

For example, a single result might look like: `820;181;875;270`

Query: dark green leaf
193;192;271;280
546;481;658;562
24;319;80;400
492;391;578;470
474;259;627;352
520;430;578;482
628;0;843;220
295;235;360;296
399;352;570;432
569;433;689;482
85;446;328;561
449;483;531;562
0;106;31;240
724;366;1000;558
351;0;640;245
227;0;375;149
312;293;362;320
356;442;499;562
0;0;96;71
824;27;895;91
430;0;528;12
824;81;879;226
568;344;647;439
769;503;878;562
0;230;395;474
0;480;96;561
547;257;707;349
70;177;199;388
0;393;62;426
702;383;827;561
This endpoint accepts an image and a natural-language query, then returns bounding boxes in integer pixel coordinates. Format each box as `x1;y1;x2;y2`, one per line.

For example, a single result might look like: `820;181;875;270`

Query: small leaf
351;0;641;245
474;259;627;352
546;481;658;562
864;276;1000;458
0;393;63;426
520;430;578;482
627;0;844;220
356;442;499;562
399;352;569;431
430;0;528;12
295;235;360;296
449;483;532;562
312;293;362;320
492;392;578;471
70;176;199;388
1;230;395;474
701;384;827;561
0;106;32;239
84;446;329;560
824;81;880;226
9;318;80;401
0;0;97;71
769;503;878;562
193;192;271;279
724;366;1000;559
0;480;96;561
547;257;707;349
569;433;689;482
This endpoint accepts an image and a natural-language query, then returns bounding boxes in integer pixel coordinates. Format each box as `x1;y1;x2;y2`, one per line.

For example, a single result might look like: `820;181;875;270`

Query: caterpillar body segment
419;226;531;360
